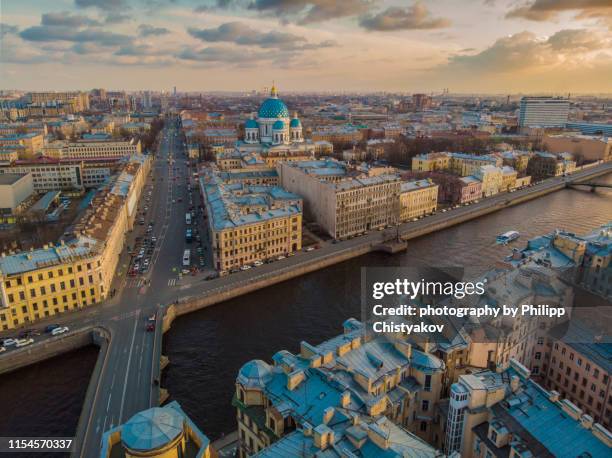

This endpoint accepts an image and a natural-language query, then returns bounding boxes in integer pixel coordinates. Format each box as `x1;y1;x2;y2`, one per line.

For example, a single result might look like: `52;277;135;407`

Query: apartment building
543;134;612;162
29;91;90;112
500;151;530;175
449;153;502;177
199;170;302;271
501;165;518;191
442;359;611;457
540;319;611;429
0;156;151;329
234;318;445;457
400;179;438;221
278;160;401;239
0;122;47;137
412;152;452;172
0;133;44;158
473;165;503;197
527;152;574;179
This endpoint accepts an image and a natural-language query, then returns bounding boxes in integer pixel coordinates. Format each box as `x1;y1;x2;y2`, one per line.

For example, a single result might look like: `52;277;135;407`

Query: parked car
146;323;155;332
15;338;34;348
45;324;60;333
2;338;17;347
253;260;263;266
305;247;315;252
51;326;69;336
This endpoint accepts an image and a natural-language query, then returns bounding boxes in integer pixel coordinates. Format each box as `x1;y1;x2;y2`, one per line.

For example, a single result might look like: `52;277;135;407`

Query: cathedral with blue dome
244;84;304;146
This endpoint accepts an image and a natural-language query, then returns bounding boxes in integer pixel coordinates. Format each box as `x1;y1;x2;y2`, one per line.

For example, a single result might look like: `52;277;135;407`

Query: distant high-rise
173;86;177;97
518;96;569;128
412;93;432;110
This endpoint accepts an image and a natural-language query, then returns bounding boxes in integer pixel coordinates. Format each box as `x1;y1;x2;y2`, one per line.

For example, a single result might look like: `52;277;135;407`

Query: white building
0;173;33;212
518;97;569;128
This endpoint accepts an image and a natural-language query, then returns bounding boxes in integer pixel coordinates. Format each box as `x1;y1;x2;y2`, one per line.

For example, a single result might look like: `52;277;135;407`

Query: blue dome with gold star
257;84;290;119
258;98;289;119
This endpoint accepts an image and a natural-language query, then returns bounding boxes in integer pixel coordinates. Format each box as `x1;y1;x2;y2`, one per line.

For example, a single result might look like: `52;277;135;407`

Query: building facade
518;97;570;128
278;160;401;239
199;169;302;271
400;179;438;221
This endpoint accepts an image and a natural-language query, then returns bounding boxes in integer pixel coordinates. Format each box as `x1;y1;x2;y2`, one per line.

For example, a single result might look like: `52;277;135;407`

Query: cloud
138;24;171;36
41;12;101;27
359;2;451;31
114;43;169;56
188;22;335;50
75;0;127;8
1;23;19;37
72;42;108;54
176;45;269;63
105;13;132;24
20;25;133;47
546;28;609;50
506;0;612;22
446;29;610;73
243;0;374;24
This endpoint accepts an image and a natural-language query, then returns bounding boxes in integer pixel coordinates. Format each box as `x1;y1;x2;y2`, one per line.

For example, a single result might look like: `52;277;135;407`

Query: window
422;400;429;412
535;352;542;360
490;429;498;443
420;421;427;432
424;375;432;391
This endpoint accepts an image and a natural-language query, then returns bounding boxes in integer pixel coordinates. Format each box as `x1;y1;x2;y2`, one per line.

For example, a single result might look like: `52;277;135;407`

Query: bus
182;249;191;267
185;212;192;225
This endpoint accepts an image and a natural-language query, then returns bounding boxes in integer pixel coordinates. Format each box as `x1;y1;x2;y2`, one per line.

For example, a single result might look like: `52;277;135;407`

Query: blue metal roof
121;407;183;451
272;120;285;130
0;236;98;276
290;118;301;128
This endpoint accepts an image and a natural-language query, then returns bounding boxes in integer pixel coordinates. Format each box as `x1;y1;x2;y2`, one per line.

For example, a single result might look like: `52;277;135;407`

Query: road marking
168;278;177;286
119;310;140;423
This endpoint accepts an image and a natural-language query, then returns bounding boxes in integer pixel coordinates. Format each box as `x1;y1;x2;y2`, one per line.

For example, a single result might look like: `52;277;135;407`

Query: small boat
497;231;520;244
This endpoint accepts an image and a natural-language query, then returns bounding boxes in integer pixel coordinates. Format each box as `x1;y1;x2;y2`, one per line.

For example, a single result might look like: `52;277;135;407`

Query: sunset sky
1;0;611;93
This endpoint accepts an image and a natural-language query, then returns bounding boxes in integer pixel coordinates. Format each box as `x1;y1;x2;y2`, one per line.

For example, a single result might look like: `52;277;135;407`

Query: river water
1;175;610;443
162;174;612;440
0;346;99;443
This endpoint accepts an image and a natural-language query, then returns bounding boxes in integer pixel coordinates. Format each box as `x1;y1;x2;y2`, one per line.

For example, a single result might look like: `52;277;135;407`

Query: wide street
0;121;610;457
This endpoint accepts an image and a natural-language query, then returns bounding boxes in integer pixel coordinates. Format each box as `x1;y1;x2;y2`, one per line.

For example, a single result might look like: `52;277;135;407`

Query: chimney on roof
581;414;594;430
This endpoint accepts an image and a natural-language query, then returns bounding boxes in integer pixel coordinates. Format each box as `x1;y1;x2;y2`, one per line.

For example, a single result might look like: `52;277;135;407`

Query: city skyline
1;0;612;93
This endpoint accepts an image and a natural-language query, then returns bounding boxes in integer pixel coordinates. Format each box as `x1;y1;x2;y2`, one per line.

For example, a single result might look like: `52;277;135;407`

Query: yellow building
473;165;503;197
234;319;445;457
449;153;502;177
501;151;530;175
200;170;302;271
500;166;518;191
100;401;215;458
0;155;150;330
30;91;90;112
400;179;438;221
0;133;44;158
412;152;451;172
